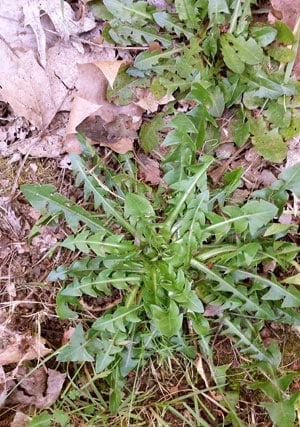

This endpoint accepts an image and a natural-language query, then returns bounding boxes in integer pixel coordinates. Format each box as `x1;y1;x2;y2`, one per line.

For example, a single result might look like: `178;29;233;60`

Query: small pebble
216;142;236;159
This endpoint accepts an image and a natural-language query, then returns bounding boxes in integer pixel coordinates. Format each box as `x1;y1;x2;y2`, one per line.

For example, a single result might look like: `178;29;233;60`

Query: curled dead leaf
5;367;66;409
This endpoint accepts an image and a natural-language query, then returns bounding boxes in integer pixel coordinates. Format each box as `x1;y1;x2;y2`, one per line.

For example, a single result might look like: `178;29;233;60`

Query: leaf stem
165;159;213;232
228;0;242;34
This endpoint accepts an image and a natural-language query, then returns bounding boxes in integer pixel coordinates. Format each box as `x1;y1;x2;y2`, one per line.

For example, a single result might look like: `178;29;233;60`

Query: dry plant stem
9;142;36;200
0;34;19;57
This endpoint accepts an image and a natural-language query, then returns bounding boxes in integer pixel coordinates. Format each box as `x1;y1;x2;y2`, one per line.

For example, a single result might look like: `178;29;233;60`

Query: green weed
22;0;300;424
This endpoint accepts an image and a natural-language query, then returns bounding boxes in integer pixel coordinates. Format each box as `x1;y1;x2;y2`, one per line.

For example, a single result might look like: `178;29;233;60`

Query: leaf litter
0;0;300;424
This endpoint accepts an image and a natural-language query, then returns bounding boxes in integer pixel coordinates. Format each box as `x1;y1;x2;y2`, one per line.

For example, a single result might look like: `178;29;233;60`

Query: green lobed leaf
231;114;250;146
134;49;179;71
92;306;141;333
250;24;277;47
222;317;276;364
241;200;278;235
69;154;136;235
109;23;172;47
107;72;150;105
208;0;229;24
263;101;291;128
222;34;264;66
29;413;52;427
103;0;151;23
264;223;291;237
277;162;300;197
61;230;91;253
151;300;183;337
170;112;198;132
95;340;123;373
124;193;155;221
175;0;199;29
165;156;214;230
283;273;300;285
221;39;245;74
153;11;193;37
246;71;296;99
262;400;296;427
191;260;275;317
90;1;114;20
268;46;295;63
207;199;278;236
252;129;287;163
207;85;225;118
20;184;105;233
57;324;94;362
56;294;79;319
234;270;300;308
274;20;296;44
140;113;164;152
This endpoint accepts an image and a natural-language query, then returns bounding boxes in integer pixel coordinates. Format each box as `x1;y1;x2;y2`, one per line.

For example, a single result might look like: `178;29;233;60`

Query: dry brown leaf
22;0;96;66
0;45;64;129
270;0;299;29
203;304;223;317
0;1;96;67
10;412;31;427
137;154;162;185
66;62;143;154
134;88;174;113
6;367;66;409
77;114;137;143
286;136;300;168
195;354;210;388
0;1;37;55
0;334;52;366
61;327;75;346
66;96;102;136
40;368;66;408
0;366;7;407
0;0;112;139
101;137;134;154
31;226;60;252
93;60;129;88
